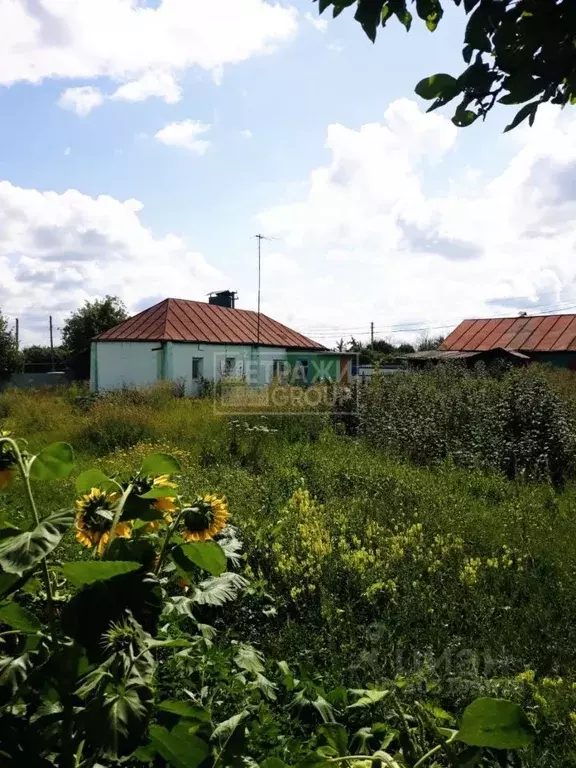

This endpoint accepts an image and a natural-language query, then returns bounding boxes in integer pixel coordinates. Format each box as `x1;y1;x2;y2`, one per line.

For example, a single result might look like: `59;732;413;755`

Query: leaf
455;697;535;749
415;73;459;100
173;542;227;578
261;760;290;768
256;672;278;701
0;653;30;697
0;509;74;575
348;688;390;708
211;710;249;745
452;107;478;127
192;572;249;606
140;453;181;477
318;0;333;11
0;519;21;541
318;723;348;756
0;572;19;598
313;695;336;723
504;102;539;133
158;700;211;721
76;469;117;493
28;442;74;481
139;486;178;499
235;644;265;674
463;0;480;11
354;0;383;42
0;600;41;633
62;560;141;587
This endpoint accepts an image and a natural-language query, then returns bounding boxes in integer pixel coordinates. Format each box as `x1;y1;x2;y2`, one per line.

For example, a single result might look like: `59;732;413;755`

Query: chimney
208;290;238;309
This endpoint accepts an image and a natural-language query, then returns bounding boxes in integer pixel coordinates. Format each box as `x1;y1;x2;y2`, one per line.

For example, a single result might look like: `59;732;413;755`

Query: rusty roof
95;298;326;350
441;314;576;353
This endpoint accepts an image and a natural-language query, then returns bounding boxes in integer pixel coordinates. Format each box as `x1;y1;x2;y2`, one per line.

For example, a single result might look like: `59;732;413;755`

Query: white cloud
64;147;71;156
304;11;328;32
1;0;297;93
57;86;104;116
111;72;182;104
257;100;576;346
155;120;211;154
263;252;300;274
241;129;253;139
0;181;223;346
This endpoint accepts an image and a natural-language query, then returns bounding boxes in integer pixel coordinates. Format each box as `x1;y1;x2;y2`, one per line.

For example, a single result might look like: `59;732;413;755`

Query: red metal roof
95;298;326;350
441;314;576;353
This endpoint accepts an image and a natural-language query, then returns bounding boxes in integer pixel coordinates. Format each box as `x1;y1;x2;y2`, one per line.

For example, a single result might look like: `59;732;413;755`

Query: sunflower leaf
149;724;210;768
0;509;74;575
139;487;178;499
192;572;249;606
76;469;118;493
140;453;181;477
172;542;227;577
28;443;74;481
0;599;41;633
62;561;141;587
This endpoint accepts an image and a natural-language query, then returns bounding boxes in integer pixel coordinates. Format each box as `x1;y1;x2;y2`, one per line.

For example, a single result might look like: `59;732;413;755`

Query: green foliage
456;698;534;749
61;295;128;357
0;432;535;767
28;441;74;481
350;364;575;485
313;0;576;130
0;309;21;382
0;508;74;575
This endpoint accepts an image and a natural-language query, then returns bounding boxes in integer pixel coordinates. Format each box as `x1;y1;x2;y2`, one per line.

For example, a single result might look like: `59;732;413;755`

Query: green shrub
351;364;576;485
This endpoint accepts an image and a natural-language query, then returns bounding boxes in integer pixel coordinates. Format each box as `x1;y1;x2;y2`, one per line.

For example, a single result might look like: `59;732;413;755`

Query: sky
1;0;576;349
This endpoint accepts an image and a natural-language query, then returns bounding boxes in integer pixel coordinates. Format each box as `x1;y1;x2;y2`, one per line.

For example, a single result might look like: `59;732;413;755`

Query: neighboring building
405;348;529;368
426;314;576;369
90;293;352;394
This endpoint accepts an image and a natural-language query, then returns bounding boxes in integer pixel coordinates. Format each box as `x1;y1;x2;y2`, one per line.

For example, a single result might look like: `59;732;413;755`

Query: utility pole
254;234;263;346
370;321;374;348
49;315;55;372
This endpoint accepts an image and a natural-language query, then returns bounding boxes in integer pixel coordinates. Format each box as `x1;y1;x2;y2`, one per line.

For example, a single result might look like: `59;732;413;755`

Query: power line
297;299;576;338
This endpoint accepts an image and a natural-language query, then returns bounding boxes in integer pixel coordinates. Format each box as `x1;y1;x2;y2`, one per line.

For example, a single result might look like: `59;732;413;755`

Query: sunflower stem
105;483;134;556
155;509;185;575
4;437;58;633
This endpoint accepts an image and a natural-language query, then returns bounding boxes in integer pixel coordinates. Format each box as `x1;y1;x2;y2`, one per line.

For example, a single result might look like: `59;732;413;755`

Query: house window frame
192;357;203;380
223;357;236;377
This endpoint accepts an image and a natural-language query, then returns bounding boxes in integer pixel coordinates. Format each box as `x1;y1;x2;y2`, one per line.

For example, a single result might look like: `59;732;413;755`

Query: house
425;314;576;369
90;292;353;394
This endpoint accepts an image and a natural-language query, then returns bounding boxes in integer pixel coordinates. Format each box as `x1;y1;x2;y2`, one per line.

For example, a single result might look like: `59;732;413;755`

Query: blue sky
1;0;575;347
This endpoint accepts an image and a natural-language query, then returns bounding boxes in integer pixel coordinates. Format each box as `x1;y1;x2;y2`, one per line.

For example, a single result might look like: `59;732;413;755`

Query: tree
416;333;446;351
22;345;69;372
62;296;128;358
314;0;576;131
0;311;21;382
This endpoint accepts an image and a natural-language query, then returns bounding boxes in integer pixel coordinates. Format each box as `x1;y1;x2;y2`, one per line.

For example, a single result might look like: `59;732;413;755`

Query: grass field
3;370;576;765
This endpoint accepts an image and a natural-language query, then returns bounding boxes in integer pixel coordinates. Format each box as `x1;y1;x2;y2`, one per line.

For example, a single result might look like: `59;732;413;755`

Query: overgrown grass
4;375;576;765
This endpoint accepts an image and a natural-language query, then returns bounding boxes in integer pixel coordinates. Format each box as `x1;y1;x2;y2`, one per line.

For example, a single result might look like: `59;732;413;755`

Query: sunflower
181;494;229;543
75;487;131;555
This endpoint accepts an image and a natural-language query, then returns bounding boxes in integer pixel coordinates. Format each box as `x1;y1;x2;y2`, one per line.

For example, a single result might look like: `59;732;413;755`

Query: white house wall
91;341;160;391
91;341;288;394
169;342;288;395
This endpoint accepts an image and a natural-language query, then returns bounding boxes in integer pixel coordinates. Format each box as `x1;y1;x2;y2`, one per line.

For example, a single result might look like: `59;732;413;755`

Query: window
223;357;236;377
273;359;287;380
192;357;203;380
296;359;309;384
